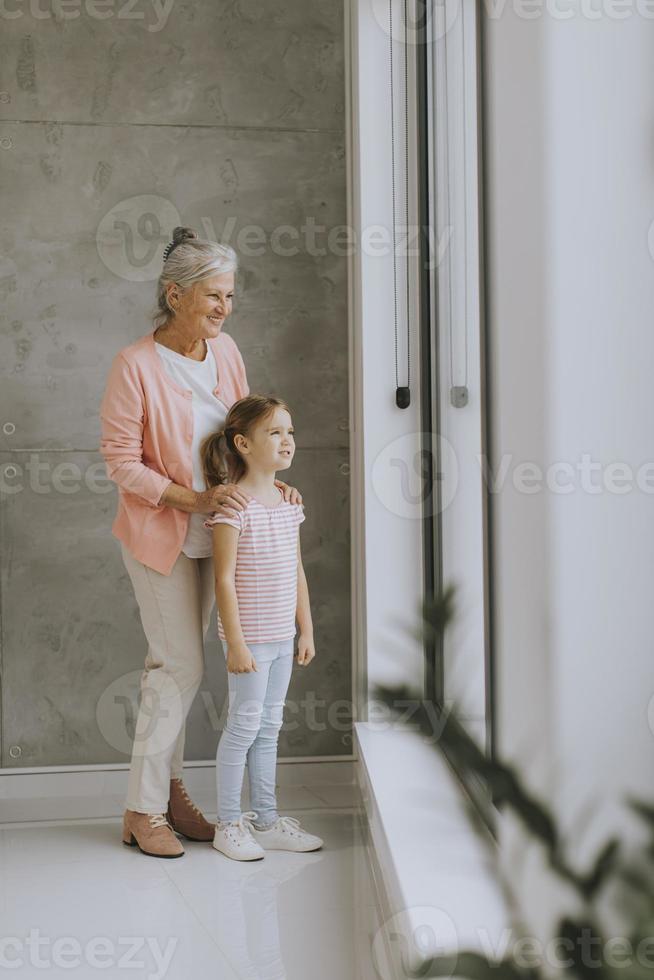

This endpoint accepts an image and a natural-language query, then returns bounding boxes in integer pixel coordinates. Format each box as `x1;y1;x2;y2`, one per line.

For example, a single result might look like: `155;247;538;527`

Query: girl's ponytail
200;429;230;488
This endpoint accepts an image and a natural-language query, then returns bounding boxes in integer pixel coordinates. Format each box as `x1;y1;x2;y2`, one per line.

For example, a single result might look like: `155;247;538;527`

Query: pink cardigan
99;330;249;575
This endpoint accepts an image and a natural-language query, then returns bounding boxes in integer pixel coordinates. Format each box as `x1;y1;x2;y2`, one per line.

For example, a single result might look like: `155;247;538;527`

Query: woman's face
236;408;296;474
167;271;235;339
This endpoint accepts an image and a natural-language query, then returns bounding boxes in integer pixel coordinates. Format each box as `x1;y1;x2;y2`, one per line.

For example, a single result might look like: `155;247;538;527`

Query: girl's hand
226;642;258;674
274;479;303;505
296;634;315;666
196;483;251;515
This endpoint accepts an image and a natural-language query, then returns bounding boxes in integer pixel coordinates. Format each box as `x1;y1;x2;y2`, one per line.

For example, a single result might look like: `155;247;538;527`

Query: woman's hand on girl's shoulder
296;634;315;666
226;642;258;674
196;483;252;515
274;479;302;505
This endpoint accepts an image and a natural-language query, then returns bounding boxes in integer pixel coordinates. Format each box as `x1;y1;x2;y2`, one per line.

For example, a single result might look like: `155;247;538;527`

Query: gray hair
153;226;238;329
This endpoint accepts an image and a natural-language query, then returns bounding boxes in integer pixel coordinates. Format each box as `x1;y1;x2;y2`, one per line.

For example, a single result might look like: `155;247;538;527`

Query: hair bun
172;226;198;245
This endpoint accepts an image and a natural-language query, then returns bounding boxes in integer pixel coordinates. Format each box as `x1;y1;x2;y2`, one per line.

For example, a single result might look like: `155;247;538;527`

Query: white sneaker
212;811;265;861
247;815;324;852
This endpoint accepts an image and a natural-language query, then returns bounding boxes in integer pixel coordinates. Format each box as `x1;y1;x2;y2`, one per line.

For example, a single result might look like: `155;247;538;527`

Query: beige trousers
120;542;216;813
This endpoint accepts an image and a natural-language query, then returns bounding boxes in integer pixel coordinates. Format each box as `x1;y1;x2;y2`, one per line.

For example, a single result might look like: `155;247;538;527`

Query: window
418;0;493;753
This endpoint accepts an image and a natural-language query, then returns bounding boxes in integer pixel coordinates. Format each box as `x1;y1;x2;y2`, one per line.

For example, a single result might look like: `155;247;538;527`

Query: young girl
201;394;323;861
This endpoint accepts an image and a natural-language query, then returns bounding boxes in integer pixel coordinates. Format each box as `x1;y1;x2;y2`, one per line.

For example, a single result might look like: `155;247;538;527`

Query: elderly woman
100;227;302;859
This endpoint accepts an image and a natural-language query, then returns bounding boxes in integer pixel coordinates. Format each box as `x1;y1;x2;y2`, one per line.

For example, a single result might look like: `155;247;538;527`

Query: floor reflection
0;808;383;980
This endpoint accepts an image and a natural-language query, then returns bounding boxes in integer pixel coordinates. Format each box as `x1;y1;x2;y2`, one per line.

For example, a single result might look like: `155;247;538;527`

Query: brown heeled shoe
166;778;215;842
122;810;184;858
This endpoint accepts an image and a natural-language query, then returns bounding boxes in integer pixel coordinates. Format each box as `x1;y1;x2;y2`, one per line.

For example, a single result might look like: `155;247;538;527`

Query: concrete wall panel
0;0;349;768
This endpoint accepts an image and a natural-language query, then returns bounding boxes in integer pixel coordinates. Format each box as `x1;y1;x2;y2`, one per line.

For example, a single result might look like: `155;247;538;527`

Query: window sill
355;722;511;975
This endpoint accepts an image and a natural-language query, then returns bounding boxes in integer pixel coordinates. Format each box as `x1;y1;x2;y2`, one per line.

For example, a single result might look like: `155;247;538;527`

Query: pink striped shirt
204;486;306;644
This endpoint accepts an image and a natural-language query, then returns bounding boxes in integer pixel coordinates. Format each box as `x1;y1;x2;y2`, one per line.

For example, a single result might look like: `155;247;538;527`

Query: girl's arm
296;535;315;665
212;524;257;673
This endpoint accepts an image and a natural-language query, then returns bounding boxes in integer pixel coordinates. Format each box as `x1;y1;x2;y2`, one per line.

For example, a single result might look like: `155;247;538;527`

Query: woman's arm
99;351;172;506
159;481;251;515
100;351;251;514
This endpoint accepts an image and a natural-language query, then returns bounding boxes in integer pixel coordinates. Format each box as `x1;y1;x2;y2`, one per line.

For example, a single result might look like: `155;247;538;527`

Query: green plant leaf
580;839;620;901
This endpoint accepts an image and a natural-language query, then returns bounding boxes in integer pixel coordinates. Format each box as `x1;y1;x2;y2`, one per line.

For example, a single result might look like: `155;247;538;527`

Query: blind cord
390;0;411;409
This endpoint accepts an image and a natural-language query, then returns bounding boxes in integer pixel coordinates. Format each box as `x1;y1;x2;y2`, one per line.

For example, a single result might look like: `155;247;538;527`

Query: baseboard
0;758;356;824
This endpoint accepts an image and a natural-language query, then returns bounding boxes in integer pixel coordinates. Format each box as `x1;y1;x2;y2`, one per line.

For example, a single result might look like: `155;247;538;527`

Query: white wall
484;1;654;937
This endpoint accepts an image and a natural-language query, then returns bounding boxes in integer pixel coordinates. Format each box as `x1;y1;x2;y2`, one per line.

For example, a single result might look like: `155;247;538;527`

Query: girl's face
236;407;295;473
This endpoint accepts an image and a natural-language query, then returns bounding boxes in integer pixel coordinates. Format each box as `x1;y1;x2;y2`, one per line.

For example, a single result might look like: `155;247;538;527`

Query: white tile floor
0;793;385;980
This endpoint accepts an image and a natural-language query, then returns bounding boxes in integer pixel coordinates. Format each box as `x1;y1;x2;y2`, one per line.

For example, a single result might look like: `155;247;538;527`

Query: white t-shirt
154;340;228;558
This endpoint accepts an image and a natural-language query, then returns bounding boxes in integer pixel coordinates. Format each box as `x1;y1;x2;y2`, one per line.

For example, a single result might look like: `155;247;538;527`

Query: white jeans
120;543;215;813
